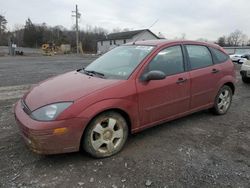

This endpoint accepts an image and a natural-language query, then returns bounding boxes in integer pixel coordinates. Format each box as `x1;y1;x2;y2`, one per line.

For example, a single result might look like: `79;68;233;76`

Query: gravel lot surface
0;56;249;188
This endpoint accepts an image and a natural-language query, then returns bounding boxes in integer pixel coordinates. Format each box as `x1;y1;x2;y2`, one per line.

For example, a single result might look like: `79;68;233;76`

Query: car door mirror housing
141;70;166;81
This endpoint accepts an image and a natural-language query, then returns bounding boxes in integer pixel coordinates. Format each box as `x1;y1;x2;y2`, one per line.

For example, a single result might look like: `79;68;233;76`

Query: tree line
0;15;108;52
216;30;250;47
1;14;250;52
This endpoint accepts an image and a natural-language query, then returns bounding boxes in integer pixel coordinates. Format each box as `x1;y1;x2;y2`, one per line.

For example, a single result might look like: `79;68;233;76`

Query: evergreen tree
0;15;7;34
23;18;38;47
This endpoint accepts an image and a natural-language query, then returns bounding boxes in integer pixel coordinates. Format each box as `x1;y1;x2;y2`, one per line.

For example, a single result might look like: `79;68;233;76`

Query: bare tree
227;30;243;46
241;34;248;46
13;24;24;47
247;40;250;46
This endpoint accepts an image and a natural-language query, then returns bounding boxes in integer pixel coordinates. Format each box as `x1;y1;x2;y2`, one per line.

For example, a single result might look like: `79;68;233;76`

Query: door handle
211;69;220;74
176;78;187;84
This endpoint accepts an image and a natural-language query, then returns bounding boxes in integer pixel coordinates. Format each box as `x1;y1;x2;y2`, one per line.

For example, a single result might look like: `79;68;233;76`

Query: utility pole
72;5;81;54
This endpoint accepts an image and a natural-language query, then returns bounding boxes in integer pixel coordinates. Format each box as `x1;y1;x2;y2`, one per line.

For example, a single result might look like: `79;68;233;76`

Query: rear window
186;45;213;70
210;47;229;64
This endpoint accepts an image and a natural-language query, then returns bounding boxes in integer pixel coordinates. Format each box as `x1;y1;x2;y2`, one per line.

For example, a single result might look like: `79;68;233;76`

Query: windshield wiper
76;67;85;72
84;70;105;77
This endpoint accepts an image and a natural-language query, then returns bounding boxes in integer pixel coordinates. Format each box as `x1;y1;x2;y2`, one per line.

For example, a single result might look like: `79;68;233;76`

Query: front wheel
211;85;232;115
242;76;250;83
83;111;128;158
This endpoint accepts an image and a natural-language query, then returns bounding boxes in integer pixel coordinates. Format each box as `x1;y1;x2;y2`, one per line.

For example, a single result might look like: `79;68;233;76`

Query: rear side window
147;45;184;76
210;47;229;64
186;45;213;70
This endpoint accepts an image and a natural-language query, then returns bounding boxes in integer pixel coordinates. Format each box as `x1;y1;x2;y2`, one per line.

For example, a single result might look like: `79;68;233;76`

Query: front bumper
240;64;250;78
14;100;87;155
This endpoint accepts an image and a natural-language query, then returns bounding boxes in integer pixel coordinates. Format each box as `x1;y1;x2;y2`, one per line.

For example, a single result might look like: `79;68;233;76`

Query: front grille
21;99;32;115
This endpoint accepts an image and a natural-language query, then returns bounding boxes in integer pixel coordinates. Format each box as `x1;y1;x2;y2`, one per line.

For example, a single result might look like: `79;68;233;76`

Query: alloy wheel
90;117;124;154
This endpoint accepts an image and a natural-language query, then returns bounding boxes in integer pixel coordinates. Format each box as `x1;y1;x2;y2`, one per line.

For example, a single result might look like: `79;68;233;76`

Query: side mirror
141;70;166;81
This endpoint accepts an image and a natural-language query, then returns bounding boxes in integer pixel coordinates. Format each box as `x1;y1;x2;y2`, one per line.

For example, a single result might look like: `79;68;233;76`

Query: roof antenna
132;19;159;45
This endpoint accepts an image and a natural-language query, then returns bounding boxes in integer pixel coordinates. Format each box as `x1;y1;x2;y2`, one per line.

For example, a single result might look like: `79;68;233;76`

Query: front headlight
31;102;73;121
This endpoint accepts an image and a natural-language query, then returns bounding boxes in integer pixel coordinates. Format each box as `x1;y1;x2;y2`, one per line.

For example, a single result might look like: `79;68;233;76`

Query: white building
97;29;160;54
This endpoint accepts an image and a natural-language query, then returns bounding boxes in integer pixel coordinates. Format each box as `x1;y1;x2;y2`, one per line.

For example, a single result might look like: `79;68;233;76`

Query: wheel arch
223;82;235;94
79;108;132;151
90;108;132;134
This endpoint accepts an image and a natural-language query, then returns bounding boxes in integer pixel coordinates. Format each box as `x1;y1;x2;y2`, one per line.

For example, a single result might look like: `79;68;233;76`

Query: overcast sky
1;0;250;40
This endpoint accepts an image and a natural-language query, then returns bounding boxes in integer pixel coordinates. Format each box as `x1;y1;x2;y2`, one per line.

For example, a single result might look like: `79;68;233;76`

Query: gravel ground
0;56;249;188
0;55;95;87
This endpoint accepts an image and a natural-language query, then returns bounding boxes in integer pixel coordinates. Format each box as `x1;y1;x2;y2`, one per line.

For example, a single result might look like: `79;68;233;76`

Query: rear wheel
211;85;232;115
83;111;128;158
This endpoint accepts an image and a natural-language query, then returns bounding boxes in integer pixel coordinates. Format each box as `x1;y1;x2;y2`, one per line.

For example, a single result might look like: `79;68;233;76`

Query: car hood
24;71;121;111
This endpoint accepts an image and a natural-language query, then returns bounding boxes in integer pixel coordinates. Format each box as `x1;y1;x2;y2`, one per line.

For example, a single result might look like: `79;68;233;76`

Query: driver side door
136;45;190;127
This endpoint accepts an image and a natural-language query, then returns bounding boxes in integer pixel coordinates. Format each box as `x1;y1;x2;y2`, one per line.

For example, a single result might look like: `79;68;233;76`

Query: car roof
126;39;222;50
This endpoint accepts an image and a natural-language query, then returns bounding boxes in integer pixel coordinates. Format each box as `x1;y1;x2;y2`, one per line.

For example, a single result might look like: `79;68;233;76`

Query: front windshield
85;45;155;79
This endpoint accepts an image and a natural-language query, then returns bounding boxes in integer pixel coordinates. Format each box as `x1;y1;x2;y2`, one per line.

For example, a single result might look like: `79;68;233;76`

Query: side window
186;45;213;70
210;47;229;63
147;46;184;76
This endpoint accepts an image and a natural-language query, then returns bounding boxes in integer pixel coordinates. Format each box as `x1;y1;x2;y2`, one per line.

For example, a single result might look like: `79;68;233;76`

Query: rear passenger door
185;45;222;110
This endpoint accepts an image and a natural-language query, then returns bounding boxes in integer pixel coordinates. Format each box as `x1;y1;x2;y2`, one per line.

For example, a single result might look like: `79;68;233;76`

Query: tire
82;111;128;158
242;76;250;83
211;85;232;115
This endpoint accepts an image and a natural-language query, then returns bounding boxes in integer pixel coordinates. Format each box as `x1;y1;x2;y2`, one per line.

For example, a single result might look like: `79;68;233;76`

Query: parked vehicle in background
230;54;243;63
14;40;236;158
240;56;250;83
230;53;250;64
238;54;250;64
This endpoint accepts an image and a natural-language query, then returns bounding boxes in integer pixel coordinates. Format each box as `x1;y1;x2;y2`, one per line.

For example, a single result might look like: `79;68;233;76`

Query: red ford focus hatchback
15;40;236;158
